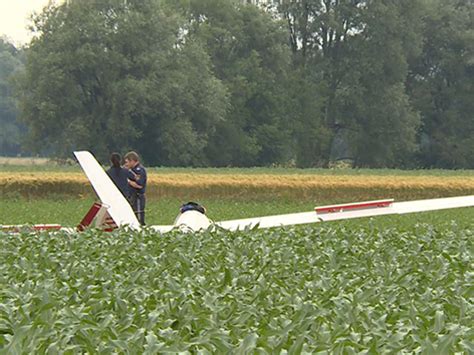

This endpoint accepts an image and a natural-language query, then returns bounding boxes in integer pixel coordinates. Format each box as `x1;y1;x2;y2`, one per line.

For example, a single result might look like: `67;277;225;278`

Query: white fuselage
173;210;211;232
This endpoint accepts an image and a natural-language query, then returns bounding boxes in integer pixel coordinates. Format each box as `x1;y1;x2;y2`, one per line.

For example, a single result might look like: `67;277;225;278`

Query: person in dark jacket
106;153;130;198
124;151;147;225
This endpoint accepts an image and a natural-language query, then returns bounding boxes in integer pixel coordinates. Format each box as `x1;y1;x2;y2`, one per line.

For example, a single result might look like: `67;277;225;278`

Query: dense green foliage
15;1;228;164
5;0;474;167
407;0;474;168
1;216;472;352
280;0;423;167
0;38;24;156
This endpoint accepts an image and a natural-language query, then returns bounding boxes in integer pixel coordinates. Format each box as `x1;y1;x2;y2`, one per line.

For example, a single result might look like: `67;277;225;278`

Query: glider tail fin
74;151;141;229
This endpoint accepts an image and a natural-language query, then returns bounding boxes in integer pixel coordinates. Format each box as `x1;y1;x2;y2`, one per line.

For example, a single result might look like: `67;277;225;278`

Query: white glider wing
215;195;474;231
395;195;474;214
74;151;141;229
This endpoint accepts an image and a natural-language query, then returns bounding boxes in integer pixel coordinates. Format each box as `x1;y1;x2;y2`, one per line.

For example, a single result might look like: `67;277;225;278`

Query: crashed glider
2;150;473;233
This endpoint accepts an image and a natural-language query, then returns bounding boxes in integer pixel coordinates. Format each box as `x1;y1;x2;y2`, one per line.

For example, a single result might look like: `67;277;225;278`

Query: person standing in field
106;152;130;198
124;151;147;225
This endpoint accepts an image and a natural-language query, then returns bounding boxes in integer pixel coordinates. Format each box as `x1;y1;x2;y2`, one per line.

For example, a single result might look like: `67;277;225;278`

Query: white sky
0;0;63;46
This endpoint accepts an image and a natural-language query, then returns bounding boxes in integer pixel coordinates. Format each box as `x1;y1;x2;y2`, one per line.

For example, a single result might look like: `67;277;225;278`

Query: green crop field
1;166;473;352
1;213;473;353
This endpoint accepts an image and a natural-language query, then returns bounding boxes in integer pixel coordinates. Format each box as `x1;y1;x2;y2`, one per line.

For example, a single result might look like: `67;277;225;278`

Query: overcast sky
0;0;62;45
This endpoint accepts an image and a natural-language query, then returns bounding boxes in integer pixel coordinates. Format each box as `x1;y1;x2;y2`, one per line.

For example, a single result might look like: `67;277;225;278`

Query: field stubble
2;171;474;202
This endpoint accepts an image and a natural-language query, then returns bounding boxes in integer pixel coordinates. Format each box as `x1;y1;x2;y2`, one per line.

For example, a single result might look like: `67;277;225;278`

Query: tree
16;0;228;165
179;0;296;166
408;0;474;168
0;38;24;156
344;0;422;166
278;0;422;167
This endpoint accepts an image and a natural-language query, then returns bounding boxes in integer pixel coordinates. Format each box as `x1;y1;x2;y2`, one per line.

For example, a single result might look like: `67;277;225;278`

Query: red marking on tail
77;202;103;231
77;202;118;232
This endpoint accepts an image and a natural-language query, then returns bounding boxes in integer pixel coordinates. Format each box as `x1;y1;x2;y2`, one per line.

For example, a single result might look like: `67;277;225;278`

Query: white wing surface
216;195;474;231
74;151;141;229
395;196;474;214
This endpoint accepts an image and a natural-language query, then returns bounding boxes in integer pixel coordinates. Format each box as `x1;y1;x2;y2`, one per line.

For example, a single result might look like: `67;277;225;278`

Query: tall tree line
6;0;473;167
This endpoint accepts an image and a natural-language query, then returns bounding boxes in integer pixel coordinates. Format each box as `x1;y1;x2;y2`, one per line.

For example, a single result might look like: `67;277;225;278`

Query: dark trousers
129;193;146;225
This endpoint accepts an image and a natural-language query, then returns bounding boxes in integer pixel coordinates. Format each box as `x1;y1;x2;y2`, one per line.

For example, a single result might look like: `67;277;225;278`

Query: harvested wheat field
1;170;474;201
